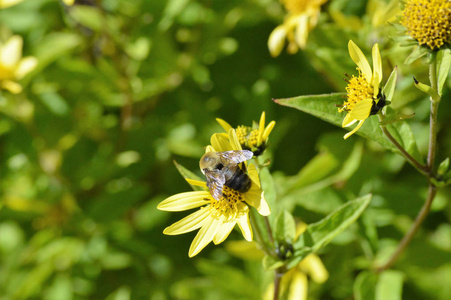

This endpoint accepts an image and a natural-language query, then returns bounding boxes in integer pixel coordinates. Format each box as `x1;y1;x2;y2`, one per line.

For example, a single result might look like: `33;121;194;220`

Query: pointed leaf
382;67;397;102
375;270;405;300
275;210;296;243
436;48;451;96
287;194;372;268
354;271;377;300
173;161;205;191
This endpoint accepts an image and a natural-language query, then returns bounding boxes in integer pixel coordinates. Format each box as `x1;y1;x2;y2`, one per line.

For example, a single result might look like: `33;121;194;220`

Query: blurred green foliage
0;0;450;299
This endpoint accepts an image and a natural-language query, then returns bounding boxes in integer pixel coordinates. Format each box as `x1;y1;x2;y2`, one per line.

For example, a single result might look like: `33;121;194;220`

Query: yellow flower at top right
400;0;451;50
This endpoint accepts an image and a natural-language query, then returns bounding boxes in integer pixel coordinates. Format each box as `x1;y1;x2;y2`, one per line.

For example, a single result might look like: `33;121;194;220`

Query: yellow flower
0;35;37;94
216;111;276;156
157;129;270;257
339;40;383;139
0;0;24;9
268;0;328;56
62;0;75;5
401;0;451;50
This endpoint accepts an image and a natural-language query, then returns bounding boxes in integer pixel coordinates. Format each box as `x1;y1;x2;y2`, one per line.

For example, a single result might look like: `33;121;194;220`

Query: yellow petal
372;43;382;88
15;56;37;79
343;119;365;139
1;35;22;68
294;14;309;49
268;25;287;57
342;113;357;128
211;133;232;152
163;208;210;235
348;40;372;82
157;191;210;211
236;204;252;241
213;220;236;244
245;184;271;216
298;254;329;283
0;80;22;94
259;112;266;133
262;120;276;141
228;128;242;150
189;215;221;257
348;98;372;120
216;118;233;132
185;178;207;188
288;272;308;300
0;0;24;8
247;164;260;188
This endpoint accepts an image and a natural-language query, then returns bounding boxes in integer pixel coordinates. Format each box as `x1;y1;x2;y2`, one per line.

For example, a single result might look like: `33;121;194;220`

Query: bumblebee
199;150;253;200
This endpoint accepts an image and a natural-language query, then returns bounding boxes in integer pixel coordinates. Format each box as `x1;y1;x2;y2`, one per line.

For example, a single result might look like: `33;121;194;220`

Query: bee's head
199;152;221;174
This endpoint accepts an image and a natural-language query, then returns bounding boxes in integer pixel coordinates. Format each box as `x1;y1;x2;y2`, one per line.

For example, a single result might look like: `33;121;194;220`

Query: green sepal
437;158;449;176
413;77;440;102
436;48;451;96
173;160;205;191
286;194;372;269
382;66;397;102
404;46;428;65
275;210;296;244
262;255;284;271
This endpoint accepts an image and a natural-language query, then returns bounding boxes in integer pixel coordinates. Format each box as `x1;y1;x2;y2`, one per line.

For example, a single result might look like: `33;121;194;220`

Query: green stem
376;57;441;271
378;114;429;176
249;210;273;256
273;268;284;300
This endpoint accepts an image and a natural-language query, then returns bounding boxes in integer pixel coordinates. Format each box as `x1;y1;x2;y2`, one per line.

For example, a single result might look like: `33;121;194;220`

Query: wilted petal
268;25;287;57
163;208;210;235
157;191;210;211
348;40;372;82
288;272;308;300
1;36;22;68
0;80;22;94
15;56;37;79
189;215;221;257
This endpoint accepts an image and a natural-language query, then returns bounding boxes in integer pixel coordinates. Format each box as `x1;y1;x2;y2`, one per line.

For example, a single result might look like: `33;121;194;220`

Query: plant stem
378;114;429;176
265;216;275;246
377;58;441;271
249;210;272;256
273;268;284;300
376;184;437;272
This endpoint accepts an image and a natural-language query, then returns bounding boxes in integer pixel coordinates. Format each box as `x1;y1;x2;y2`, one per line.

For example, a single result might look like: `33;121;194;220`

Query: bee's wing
205;170;225;200
218;150;253;164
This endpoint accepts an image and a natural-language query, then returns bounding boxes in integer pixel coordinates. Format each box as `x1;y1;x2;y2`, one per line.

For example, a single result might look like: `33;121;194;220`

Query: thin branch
273;268;284;300
378;114;430;176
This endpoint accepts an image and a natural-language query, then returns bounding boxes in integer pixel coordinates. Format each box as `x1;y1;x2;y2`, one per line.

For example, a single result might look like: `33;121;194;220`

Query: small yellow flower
216;111;276;156
0;0;24;9
401;0;451;50
62;0;75;5
268;0;328;56
339;40;384;139
158;129;270;257
0;35;37;94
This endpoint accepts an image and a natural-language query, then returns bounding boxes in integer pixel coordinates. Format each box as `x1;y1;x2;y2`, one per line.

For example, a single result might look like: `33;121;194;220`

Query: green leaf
354;271;377;300
287;194;372;268
274;94;424;164
436;48;451;96
382;66;397;102
173;161;205;191
375;270;404;300
34;32;82;71
69;6;104;31
437;158;449;176
275;210;296;243
404;46;428;65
